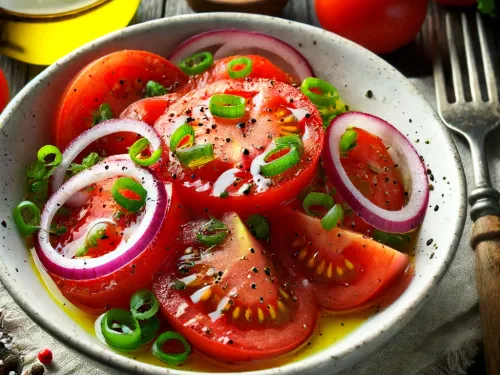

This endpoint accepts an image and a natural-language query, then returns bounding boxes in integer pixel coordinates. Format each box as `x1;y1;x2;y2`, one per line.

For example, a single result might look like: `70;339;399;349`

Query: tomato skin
434;0;476;5
49;185;188;313
120;94;180;126
55;50;188;154
315;0;429;54
270;206;411;311
0;69;9;113
186;55;293;91
153;79;324;217
153;213;318;362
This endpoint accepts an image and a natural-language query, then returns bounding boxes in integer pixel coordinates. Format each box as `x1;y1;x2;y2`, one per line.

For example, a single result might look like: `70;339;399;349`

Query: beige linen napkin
0;77;481;375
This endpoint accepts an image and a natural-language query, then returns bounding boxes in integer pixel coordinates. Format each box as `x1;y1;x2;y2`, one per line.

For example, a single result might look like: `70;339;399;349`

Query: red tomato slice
120;94;181;126
0;68;9;113
270;206;411;311
153;79;324;216
55;50;188;155
185;55;293;91
153;213;317;362
49;180;188;313
340;127;405;211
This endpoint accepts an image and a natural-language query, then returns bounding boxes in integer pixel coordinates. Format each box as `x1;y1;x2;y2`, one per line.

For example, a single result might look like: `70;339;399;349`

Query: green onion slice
130;290;160;320
92;103;114;127
139;316;160;345
303;192;334;216
111;177;147;213
13;201;41;237
227;57;253;79
321;204;344;230
152;331;191;365
340;128;357;153
197;217;229;246
209;94;246;119
145;80;167;98
260;145;300;177
26;160;48;181
372;230;411;250
37;145;62;167
246;214;270;240
170;124;195;152
100;308;141;350
129;138;162;167
176;144;215;169
179;52;214;76
301;77;339;108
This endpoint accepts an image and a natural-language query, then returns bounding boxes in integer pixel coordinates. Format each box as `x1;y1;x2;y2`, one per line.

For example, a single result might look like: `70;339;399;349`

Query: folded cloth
0;77;481;375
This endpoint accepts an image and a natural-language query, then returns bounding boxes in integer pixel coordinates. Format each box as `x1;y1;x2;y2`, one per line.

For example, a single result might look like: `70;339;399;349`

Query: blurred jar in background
0;0;140;65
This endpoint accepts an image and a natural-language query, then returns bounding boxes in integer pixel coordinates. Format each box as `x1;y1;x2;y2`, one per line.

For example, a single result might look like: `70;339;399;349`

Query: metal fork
431;6;500;374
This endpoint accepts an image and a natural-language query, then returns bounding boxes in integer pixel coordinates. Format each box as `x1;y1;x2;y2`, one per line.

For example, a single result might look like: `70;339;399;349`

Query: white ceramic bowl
0;13;466;375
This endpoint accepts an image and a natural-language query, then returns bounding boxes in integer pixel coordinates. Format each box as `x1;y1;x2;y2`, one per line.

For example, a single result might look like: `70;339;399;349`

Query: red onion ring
35;158;167;280
169;29;314;82
51;119;162;207
323;112;429;233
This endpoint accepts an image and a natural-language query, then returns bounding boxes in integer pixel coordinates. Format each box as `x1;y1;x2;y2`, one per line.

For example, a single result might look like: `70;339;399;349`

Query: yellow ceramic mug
0;0;140;65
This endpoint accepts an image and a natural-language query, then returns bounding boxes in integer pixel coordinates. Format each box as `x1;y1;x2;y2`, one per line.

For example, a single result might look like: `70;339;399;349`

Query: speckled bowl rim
0;12;467;375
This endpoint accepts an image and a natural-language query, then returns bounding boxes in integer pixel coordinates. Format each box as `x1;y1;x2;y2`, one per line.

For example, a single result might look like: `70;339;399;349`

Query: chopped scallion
111;177;147;213
152;331;191;365
227;57;253;79
303;192;334;217
179;52;214;76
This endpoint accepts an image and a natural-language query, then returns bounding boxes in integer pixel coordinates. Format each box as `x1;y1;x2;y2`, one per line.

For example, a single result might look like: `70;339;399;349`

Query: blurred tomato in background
0;69;9;113
315;0;429;54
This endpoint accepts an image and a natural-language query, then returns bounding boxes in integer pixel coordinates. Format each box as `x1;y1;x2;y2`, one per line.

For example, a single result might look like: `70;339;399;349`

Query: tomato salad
14;30;429;369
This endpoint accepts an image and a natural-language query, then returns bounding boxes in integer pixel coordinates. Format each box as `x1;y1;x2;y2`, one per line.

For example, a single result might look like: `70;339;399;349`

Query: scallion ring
300;77;339;108
209;94;246;119
321;204;344;230
197;217;229;246
37;145;62;167
260;145;300;177
303;192;334;217
130;290;160;320
111;177;147;213
170;124;195;152
139;316;160;345
176;144;215;169
13;201;41;237
340;128;358;153
227;57;253;79
145;81;167;98
179;52;214;76
152;331;191;365
129;138;162;167
246;214;270;240
100;308;141;350
373;230;411;250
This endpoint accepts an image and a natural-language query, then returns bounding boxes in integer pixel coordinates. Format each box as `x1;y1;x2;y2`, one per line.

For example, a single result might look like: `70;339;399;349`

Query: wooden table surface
0;0;489;373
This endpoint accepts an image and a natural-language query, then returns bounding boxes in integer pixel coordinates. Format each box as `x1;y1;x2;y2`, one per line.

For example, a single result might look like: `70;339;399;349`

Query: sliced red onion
36;158;167;280
169;29;314;82
323;112;429;233
51;119;162;207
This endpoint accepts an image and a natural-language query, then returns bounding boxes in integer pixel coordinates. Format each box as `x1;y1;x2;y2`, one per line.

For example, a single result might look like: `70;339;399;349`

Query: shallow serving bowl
0;13;466;375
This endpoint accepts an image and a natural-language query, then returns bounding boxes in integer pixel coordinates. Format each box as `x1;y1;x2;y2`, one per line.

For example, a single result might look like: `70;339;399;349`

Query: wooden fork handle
471;215;500;374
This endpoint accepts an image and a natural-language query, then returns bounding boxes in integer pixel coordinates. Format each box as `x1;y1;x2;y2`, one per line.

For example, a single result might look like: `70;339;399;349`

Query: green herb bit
372;230;411;251
68;152;100;175
145;81;167;98
340;128;357;153
171;280;187;291
92;103;114;127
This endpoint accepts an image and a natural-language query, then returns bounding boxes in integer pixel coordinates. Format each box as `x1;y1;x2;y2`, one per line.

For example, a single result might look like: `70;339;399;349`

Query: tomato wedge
153;78;324;216
270;206;411;311
55;50;188;155
120;93;181;126
153;213;317;362
185;55;293;91
49;180;187;313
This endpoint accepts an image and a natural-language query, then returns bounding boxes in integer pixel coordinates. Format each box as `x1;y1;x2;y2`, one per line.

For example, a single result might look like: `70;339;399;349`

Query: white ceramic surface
0;13;466;375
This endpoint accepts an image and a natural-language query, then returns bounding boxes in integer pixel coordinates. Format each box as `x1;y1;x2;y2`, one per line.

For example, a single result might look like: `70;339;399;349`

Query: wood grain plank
164;0;194;17
133;0;165;23
0;57;28;98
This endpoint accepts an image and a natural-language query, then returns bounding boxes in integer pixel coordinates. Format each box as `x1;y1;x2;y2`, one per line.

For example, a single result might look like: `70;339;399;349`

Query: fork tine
476;13;498;103
461;14;482;102
431;4;450;111
445;12;465;103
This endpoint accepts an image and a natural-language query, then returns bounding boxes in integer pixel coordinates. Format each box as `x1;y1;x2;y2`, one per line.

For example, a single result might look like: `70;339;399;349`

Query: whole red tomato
0;69;9;112
434;0;476;4
315;0;429;54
